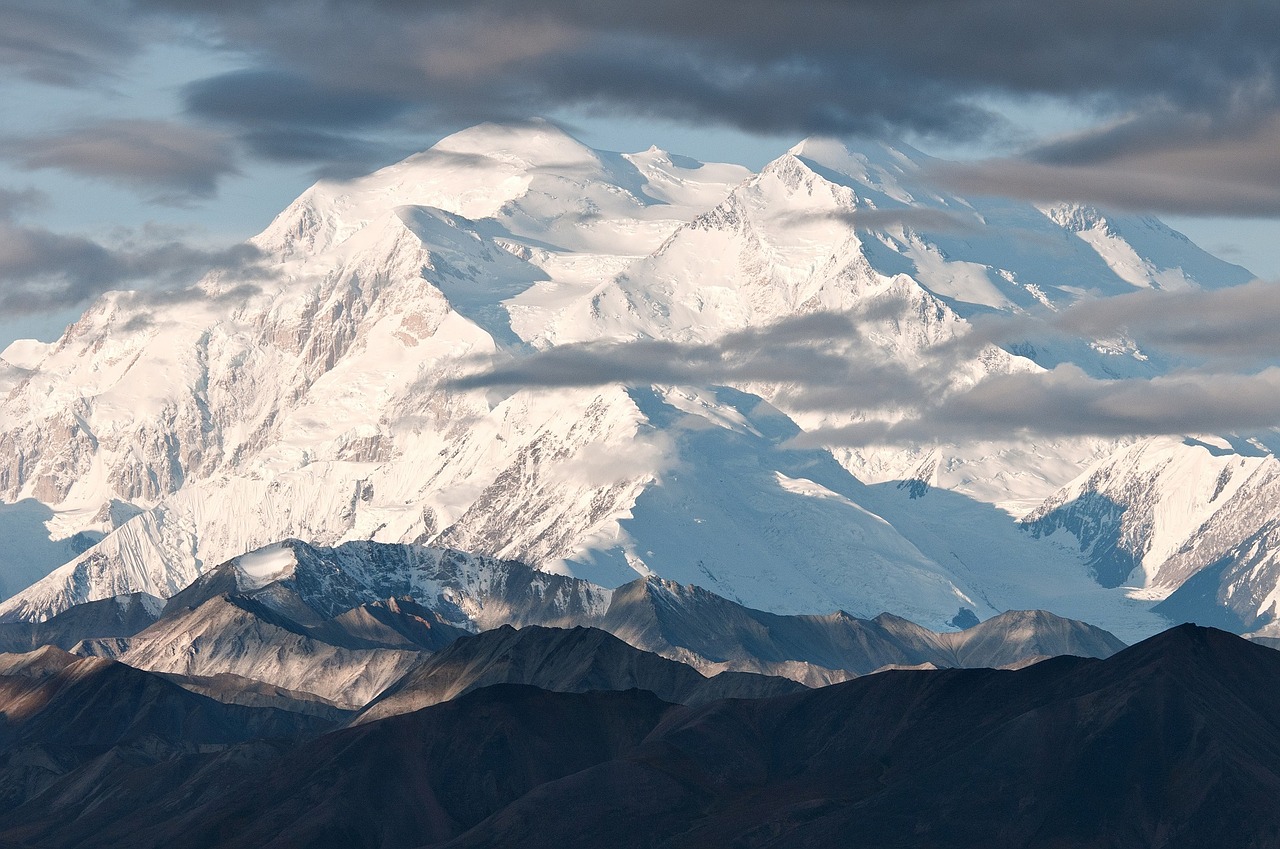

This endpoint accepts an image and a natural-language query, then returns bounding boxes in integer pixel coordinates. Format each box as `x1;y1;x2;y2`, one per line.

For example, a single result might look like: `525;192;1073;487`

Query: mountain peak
233;541;301;591
787;136;927;175
423;118;598;168
1106;623;1279;681
760;136;929;208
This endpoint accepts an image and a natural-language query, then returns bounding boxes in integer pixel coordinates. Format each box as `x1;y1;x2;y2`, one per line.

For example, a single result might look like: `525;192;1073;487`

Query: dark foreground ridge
0;624;1276;848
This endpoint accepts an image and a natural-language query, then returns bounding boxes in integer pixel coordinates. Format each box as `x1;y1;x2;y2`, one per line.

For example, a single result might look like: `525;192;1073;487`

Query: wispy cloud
942;278;1280;366
449;311;945;412
799;366;1280;445
0;0;141;86
0;193;269;315
930;113;1280;218
449;276;1280;443
3;119;239;201
780;208;984;234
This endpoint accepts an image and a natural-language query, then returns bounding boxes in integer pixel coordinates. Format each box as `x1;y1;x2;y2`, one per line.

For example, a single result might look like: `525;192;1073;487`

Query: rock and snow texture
60;539;1126;704
80;539;608;707
0;119;1266;640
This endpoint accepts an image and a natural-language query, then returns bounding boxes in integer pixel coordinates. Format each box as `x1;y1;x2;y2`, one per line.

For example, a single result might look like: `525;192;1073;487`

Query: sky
1;0;1279;354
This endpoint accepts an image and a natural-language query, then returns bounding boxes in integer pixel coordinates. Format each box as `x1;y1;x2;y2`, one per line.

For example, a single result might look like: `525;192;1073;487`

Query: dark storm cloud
10;1;1280;198
184;70;408;129
180;69;435;174
0;217;269;315
235;127;404;174
5;119;239;201
102;0;1280;210
139;0;1280;134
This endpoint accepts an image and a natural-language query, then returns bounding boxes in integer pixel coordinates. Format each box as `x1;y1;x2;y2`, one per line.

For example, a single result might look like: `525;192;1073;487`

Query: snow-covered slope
0;120;1264;639
1024;435;1280;633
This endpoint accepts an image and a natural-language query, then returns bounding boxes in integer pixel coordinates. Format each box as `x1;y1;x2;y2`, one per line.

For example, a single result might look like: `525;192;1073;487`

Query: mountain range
0;621;1273;848
0;118;1274;641
8;539;1125;705
0;532;1148;847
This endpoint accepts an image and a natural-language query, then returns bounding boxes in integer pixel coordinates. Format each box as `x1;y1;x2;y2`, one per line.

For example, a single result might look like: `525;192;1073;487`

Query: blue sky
2;1;1278;350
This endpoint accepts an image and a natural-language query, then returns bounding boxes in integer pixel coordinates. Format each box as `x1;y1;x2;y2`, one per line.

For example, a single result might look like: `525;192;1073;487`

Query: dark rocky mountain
1;684;674;849
88;592;466;709
602;576;1129;684
0;592;160;654
0;646;333;830
436;625;1280;849
355;624;806;723
0;625;1272;848
154;670;356;722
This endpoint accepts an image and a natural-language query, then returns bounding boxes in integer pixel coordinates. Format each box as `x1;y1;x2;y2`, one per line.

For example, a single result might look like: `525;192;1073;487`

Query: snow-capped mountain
0;119;1263;640
1026;434;1280;633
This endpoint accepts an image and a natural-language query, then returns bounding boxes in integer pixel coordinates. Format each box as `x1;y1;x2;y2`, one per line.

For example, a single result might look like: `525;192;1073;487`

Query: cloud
1083;286;1280;358
449;311;941;412
939;279;1280;366
0;215;270;315
0;0;140;86
10;0;1276;213
183;69;408;130
800;366;1280;445
179;69;416;173
931;159;1280;218
42;0;1259;216
781;207;984;234
930;112;1280;217
0;187;47;219
137;0;1280;138
4;119;238;200
450;276;1280;444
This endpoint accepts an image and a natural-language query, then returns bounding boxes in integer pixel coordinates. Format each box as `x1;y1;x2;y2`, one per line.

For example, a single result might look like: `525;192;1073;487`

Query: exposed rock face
71;539;609;707
600;576;1127;685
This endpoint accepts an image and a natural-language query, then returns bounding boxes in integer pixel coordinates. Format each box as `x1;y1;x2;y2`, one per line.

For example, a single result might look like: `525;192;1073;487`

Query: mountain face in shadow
602;576;1128;683
0;646;333;829
0;592;161;654
0;625;1274;848
355;624;806;723
440;625;1280;849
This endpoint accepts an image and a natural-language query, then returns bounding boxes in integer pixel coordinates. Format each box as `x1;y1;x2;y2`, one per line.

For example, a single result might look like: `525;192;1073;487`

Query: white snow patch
234;543;300;591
